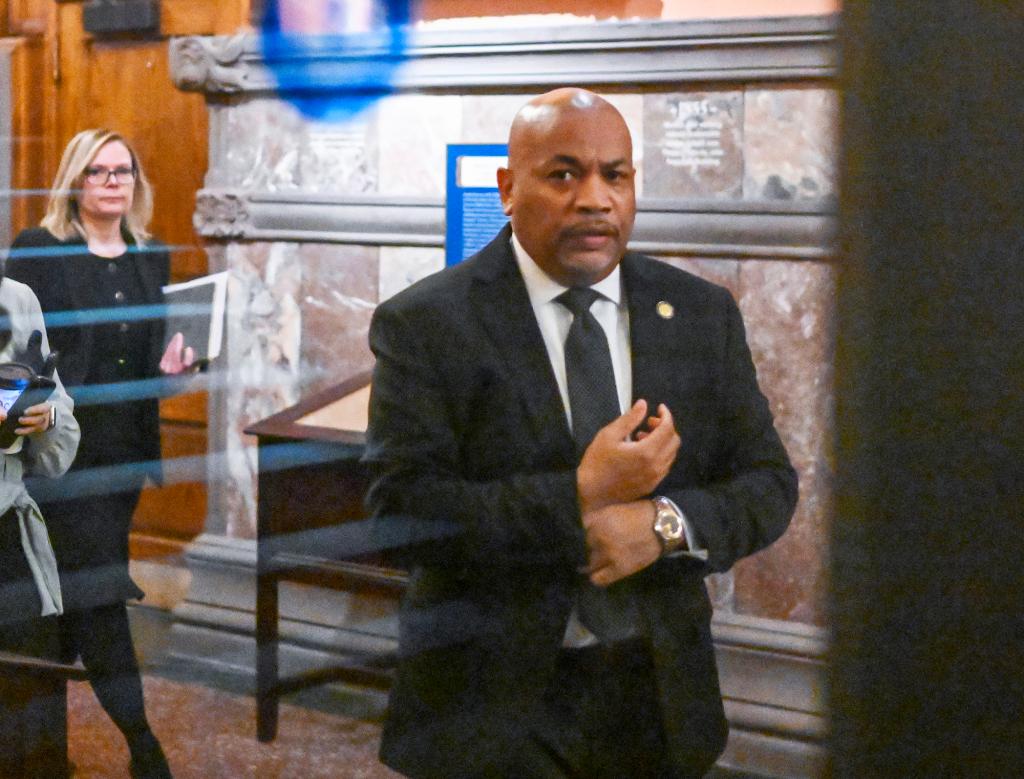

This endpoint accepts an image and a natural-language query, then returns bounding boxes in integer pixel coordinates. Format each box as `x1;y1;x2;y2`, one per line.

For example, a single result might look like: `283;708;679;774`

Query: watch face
656;509;683;540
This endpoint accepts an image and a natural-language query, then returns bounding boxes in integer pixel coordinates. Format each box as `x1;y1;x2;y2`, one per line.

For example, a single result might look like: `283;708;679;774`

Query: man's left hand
583;500;661;586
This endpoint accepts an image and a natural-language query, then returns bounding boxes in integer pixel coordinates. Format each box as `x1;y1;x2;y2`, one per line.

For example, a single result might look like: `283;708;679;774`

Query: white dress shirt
512;233;632;426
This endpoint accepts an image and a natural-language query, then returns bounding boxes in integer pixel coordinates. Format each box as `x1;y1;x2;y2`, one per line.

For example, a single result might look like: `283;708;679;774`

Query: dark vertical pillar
831;2;1024;775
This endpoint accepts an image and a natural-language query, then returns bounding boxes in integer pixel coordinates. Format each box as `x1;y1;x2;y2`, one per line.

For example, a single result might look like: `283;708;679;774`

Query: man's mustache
561;222;619;239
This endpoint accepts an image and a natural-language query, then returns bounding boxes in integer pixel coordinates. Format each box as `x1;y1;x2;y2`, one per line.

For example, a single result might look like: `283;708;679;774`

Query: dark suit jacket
364;225;798;778
6;227;169;610
6;227;167;471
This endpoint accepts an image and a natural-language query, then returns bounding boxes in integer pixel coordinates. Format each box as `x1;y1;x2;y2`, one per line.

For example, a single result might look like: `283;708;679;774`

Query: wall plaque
643;91;744;199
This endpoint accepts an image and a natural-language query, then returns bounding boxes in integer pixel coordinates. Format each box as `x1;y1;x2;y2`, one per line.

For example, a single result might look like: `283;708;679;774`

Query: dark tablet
0;362;56;449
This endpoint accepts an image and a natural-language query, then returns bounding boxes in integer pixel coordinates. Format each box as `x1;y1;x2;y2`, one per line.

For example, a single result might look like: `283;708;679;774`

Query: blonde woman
7;129;192;779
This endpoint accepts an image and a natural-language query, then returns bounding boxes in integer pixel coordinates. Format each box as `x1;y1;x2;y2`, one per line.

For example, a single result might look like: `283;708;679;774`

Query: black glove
17;330;58;378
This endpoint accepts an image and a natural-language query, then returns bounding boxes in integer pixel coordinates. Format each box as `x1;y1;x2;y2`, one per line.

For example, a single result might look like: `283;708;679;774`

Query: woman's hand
159;331;196;375
9;402;55;436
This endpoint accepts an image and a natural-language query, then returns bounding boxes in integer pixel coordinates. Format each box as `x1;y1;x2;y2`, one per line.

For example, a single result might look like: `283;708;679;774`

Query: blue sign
445;144;509;266
260;0;411;122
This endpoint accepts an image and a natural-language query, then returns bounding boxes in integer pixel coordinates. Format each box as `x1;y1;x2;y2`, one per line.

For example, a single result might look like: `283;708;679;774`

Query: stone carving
194;190;252;238
170;35;254;94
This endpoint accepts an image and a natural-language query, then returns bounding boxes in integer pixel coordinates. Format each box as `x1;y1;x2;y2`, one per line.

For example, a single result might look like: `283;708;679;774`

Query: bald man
365;88;797;778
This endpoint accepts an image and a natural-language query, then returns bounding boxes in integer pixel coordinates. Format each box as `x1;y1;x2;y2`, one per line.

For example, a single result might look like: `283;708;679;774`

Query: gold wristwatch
652;496;686;554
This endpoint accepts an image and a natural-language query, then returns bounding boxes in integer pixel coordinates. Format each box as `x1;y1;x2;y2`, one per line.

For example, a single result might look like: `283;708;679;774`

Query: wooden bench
245;373;408;742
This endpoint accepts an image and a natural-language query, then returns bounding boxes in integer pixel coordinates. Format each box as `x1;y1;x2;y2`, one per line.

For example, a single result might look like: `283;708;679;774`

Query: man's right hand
576;399;680;514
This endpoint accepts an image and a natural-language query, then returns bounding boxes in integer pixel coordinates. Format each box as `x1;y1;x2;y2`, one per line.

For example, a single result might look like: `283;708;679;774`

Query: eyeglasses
83;166;136;185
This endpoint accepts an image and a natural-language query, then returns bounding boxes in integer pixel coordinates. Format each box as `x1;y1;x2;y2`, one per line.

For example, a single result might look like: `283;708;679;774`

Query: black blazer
364;225;798;778
6;226;168;471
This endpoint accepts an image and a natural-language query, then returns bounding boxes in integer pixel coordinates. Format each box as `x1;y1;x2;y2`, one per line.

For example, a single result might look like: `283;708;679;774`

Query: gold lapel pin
656;300;674;319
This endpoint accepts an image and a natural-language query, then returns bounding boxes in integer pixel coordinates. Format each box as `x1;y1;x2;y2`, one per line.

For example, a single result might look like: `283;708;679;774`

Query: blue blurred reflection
261;0;412;122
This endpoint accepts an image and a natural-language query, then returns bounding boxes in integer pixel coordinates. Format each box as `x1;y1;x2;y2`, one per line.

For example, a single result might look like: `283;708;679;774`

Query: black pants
0;618;65;779
39;484;156;753
48;488;169;776
0;508;67;778
515;638;693;779
60;601;156;754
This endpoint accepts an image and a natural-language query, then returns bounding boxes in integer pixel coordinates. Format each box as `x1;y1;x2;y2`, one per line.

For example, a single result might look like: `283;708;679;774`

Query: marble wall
203;81;837;625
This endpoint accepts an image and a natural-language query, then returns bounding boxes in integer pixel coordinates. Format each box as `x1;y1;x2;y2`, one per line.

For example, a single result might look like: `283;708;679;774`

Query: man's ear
496;167;514;216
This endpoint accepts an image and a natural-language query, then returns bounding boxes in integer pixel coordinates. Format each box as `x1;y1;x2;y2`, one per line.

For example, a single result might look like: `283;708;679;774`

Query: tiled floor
63;563;772;778
63;560;399;777
68;670;770;778
68;674;401;779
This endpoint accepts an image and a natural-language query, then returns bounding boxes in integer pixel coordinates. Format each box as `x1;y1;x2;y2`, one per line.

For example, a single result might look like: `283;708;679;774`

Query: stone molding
192;190;835;259
193;189;253;238
170;15;837;96
712;611;828;776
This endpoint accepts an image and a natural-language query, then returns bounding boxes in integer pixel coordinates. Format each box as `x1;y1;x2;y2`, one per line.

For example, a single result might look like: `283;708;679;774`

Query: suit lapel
465;240;700;463
468;227;576;463
623;254;686;411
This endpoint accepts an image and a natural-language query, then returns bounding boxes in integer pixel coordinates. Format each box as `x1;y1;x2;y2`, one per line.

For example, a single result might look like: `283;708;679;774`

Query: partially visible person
0;276;80;777
6;128;194;779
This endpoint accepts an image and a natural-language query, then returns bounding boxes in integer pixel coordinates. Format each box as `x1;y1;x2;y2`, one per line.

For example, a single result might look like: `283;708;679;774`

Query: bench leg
256;572;279;742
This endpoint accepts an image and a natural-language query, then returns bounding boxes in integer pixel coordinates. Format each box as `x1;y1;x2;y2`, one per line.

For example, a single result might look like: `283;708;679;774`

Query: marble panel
298;113;379;194
733;259;835;625
299;243;379;397
461;95;525;144
656;256;741;299
743;85;838;202
215;99;307;192
379;246;446;302
377;95;463;196
644;91;744;199
209;98;378;194
217;242;304;539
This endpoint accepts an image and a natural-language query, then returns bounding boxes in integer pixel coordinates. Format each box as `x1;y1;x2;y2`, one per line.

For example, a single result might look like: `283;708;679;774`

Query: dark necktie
559;287;620;453
557;288;640;642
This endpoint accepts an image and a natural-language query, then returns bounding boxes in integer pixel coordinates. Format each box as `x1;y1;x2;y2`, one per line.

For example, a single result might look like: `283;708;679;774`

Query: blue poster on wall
445;144;509;266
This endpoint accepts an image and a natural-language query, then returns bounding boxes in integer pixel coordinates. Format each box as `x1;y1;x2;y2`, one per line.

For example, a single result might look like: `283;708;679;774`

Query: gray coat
0;277;80;622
